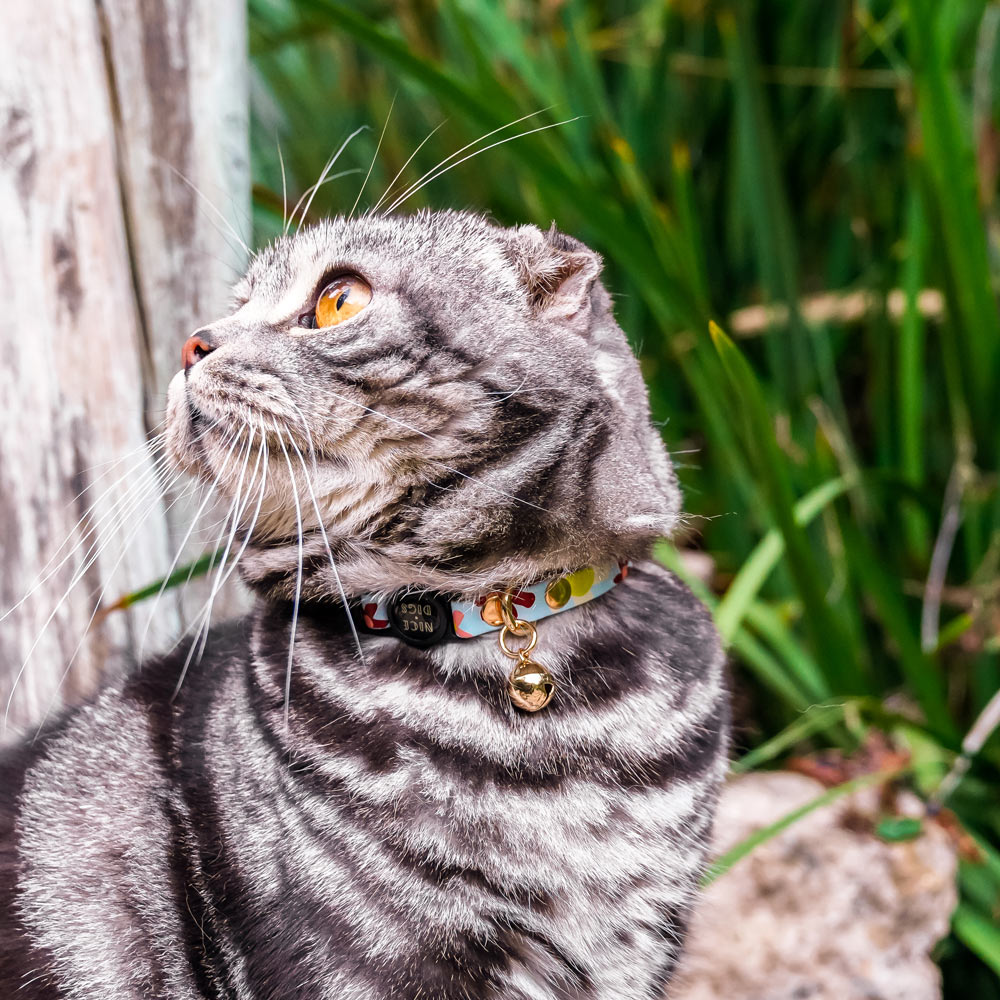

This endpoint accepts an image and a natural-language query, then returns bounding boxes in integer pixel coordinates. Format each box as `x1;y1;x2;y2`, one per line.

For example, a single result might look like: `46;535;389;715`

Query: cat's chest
227;579;727;998
293;665;688;900
260;709;710;999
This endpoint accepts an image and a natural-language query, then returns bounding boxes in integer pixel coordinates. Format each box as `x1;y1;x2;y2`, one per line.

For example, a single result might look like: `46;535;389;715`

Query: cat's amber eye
313;274;372;328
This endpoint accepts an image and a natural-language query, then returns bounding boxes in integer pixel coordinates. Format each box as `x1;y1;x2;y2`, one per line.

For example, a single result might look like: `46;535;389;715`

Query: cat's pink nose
181;332;215;372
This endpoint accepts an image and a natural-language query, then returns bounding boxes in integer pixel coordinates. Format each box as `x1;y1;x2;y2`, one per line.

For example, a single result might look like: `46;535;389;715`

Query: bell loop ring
498;621;538;659
498;591;532;634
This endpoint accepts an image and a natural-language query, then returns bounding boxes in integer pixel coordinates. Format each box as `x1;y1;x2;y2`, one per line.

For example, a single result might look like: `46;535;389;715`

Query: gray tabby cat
0;210;728;999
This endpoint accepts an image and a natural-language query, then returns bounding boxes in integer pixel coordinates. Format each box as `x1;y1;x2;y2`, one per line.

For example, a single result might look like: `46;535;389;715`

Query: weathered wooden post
0;0;249;736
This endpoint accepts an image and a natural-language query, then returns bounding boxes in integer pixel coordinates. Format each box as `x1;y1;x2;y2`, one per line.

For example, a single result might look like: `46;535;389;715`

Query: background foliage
246;0;1000;991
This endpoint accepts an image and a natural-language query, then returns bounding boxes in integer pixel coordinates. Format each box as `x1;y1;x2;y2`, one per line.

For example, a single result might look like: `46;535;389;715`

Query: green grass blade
731;702;850;773
655;540;814;710
716;475;855;642
670;142;712;317
906;0;1000;449
953;904;1000;978
743;601;831;702
729;630;816;710
100;550;220;619
718;7;805;392
703;767;908;885
898;183;931;560
710;322;863;693
839;517;957;740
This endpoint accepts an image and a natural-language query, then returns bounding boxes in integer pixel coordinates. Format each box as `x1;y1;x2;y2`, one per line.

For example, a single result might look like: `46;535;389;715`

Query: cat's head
165;210;681;599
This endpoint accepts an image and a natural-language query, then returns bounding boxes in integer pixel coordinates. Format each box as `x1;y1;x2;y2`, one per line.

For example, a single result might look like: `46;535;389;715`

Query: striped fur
164;211;682;600
0;211;728;997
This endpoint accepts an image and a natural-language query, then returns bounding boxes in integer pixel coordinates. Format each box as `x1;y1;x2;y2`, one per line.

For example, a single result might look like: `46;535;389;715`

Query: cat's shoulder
621;559;719;640
3;615;254;825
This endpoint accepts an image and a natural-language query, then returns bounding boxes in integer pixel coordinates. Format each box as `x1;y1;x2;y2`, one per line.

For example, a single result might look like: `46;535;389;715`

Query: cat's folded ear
507;223;603;333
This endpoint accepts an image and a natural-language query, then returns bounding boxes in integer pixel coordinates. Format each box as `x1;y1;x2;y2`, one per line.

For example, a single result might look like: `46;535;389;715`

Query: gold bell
508;658;556;713
486;589;558;713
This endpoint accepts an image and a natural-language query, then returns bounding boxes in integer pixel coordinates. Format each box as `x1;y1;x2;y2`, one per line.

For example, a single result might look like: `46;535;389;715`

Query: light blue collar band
359;560;629;642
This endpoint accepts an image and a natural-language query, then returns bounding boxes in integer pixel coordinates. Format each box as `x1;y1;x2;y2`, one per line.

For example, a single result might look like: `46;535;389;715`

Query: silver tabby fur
0;210;728;998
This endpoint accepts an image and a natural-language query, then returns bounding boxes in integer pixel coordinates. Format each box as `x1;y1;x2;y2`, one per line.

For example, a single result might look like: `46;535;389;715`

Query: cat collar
351;561;629;713
357;560;628;645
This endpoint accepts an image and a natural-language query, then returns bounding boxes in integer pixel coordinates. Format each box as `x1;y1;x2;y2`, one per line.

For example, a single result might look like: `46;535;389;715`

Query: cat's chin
164;372;262;499
234;519;639;605
164;370;210;479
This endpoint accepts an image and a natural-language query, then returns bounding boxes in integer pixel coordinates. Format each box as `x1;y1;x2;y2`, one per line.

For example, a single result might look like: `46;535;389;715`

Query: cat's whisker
207;426;260;587
161;160;252;260
481;385;565;400
277;140;288;231
174;618;208;701
367;118;448;217
200;416;270;605
187;428;256;667
280;169;362;234
0;450;176;644
170;428;252;697
181;243;247;282
154;420;250;637
0;445;174;625
481;374;528;400
383;115;582;216
350;95;395;220
374;108;553;217
70;430;165;484
282;397;362;639
286;433;365;665
30;475;202;740
299;167;361;212
2;463;187;736
285;399;323;483
194;425;263;663
136;438;250;665
166;417;250;557
160;146;255;259
416;472;458;493
275;426;306;732
287;127;368;235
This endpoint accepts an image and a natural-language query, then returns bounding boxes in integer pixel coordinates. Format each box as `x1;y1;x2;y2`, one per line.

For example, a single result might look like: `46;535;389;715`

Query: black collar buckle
381;591;452;648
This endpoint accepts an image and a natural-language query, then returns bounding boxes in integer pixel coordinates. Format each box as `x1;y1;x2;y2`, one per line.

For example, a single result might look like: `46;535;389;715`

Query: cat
0;210;728;999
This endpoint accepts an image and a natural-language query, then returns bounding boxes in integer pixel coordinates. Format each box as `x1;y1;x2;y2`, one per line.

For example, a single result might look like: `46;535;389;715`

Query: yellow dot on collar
544;577;571;609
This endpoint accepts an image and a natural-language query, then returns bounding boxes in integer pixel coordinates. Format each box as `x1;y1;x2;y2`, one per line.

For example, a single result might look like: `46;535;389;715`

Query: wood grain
0;0;249;737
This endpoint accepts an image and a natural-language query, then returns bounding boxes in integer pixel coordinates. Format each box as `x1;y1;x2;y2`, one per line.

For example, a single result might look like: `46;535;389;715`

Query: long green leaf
656;541;815;709
100;550;220;619
716;475;855;642
710;322;863;693
839;517;957;740
731;702;849;773
743;601;830;702
954;905;1000;977
906;0;1000;449
718;6;806;392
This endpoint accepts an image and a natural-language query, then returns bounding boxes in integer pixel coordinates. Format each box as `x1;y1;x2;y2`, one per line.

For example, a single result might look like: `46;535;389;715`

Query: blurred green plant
233;0;1000;989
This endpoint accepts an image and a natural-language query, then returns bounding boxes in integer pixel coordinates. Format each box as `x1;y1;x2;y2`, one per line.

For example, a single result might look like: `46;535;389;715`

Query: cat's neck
238;530;637;606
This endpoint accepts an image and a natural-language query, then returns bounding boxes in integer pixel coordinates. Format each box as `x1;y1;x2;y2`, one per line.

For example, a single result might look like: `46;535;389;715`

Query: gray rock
675;772;958;1000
